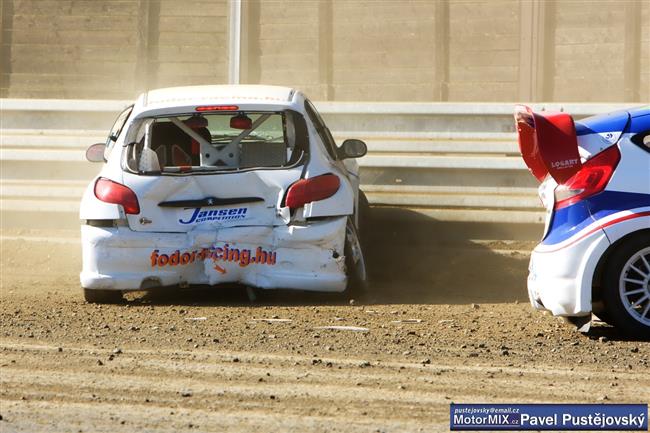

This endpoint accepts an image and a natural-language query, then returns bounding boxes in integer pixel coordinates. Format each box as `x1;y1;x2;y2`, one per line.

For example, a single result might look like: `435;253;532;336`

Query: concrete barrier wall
1;0;648;102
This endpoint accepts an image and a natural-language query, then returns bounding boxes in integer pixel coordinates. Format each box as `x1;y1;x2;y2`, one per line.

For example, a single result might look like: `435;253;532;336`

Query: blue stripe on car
542;191;650;245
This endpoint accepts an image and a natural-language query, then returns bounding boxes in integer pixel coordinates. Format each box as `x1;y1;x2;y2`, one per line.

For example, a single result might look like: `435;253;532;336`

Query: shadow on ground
586;321;650;342
361;207;539;304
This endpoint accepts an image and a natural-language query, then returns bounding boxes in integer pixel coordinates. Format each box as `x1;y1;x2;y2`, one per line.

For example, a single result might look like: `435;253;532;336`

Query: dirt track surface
1;225;649;433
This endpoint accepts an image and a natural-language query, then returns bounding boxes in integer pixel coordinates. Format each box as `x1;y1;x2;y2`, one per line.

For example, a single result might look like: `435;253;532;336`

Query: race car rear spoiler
514;105;582;184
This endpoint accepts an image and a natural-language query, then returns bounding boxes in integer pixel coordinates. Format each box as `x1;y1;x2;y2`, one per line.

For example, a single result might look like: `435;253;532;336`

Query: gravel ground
1;223;649;433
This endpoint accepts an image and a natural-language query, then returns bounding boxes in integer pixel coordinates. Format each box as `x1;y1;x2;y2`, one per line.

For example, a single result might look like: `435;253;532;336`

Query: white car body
516;105;650;335
80;85;367;299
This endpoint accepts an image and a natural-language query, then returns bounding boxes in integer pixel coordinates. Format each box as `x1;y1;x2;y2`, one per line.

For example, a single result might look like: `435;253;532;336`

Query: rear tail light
285;174;340;209
94;178;140;214
554;146;620;210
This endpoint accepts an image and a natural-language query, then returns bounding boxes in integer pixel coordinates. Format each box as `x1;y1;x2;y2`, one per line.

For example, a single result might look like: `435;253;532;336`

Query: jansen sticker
178;207;248;225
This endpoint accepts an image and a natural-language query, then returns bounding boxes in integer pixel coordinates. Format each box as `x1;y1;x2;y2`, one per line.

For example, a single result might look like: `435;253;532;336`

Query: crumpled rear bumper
81;217;348;292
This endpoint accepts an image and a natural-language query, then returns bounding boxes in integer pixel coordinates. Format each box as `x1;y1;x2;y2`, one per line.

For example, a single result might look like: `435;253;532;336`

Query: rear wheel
83;288;124;304
358;190;371;238
602;235;650;337
345;218;368;295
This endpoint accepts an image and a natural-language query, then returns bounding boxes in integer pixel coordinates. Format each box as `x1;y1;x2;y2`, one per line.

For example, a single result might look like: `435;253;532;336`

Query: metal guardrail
0;99;632;225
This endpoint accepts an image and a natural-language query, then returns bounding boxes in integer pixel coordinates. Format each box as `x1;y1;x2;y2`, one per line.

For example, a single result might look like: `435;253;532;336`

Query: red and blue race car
516;105;650;336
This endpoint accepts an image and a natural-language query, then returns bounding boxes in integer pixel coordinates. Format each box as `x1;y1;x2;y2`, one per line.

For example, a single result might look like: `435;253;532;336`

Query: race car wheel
345;218;368;294
358;189;371;239
602;235;650;337
83;288;124;304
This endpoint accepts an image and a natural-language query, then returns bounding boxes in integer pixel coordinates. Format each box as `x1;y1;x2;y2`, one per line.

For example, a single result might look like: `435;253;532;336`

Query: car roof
139;85;296;109
628;105;650;118
575;109;630;136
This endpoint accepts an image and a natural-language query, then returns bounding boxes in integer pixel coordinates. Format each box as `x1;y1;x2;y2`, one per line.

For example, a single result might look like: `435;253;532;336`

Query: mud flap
564;315;591;333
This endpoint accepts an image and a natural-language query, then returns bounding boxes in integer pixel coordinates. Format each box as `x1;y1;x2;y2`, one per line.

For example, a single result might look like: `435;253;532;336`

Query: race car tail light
285;174;340;209
195;105;239;112
94;178;140;215
554;145;620;210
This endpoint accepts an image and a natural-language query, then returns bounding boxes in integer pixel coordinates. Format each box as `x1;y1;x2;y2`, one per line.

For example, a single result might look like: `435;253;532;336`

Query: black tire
83;288;124;304
344;218;368;296
358;189;371;233
356;189;372;258
602;234;650;338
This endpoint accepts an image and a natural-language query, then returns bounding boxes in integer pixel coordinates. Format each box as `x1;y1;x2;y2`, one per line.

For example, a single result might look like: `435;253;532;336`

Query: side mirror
338;139;367;159
86;143;106;162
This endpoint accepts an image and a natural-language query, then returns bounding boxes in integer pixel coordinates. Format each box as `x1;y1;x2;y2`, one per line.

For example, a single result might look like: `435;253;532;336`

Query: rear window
123;110;308;174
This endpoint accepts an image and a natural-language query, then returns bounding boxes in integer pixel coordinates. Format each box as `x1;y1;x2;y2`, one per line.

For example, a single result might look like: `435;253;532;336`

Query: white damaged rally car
516;105;650;336
80;85;369;303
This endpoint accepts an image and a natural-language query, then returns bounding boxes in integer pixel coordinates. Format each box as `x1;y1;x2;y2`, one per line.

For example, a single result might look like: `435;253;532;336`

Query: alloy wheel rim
618;246;650;327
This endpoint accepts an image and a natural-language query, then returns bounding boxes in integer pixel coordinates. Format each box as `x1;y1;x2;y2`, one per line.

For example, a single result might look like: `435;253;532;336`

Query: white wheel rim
619;246;650;327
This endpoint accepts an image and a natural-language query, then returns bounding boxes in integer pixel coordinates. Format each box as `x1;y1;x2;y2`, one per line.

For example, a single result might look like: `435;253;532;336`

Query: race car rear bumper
81;217;348;292
527;229;610;317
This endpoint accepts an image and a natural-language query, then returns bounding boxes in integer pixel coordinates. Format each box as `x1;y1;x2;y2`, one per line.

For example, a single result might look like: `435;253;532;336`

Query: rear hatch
120;108;308;232
123;169;301;232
